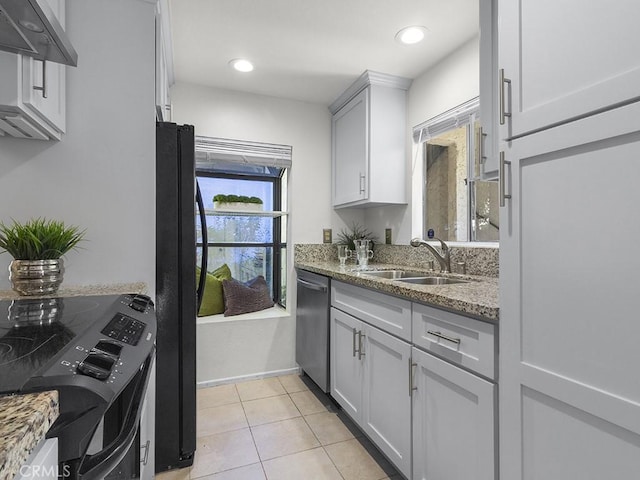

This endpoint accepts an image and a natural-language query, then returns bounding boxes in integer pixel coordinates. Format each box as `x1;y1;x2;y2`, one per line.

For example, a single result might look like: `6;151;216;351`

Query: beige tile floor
156;374;402;480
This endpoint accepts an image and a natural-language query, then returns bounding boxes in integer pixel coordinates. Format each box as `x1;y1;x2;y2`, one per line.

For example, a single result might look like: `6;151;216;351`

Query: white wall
0;0;156;292
172;83;352;383
171;82;363;245
364;36;480;244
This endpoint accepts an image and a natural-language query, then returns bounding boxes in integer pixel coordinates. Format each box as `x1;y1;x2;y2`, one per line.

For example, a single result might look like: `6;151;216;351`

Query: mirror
419;104;499;242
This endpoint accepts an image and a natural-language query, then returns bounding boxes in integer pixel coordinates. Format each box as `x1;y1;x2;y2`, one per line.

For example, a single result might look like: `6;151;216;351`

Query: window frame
196;169;287;306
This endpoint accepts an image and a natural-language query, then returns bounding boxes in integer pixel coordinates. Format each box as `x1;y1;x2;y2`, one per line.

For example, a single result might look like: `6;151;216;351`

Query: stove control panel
101;314;146;346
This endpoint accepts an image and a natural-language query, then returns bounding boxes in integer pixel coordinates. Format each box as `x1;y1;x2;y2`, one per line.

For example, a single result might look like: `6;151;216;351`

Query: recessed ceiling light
229;59;254;72
395;26;427;45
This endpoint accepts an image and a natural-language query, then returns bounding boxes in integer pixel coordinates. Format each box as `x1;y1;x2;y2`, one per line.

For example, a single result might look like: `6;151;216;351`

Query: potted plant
213;194;264;212
0;218;86;295
336;222;378;251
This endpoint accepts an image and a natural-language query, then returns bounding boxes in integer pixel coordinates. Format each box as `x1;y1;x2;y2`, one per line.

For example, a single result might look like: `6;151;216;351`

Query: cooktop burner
0;295;119;393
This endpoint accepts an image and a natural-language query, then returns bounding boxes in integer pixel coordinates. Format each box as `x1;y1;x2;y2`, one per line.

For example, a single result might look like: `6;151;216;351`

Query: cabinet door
412;347;495;480
155;5;172;122
21;0;66;133
499;102;640;479
330;307;363;421
499;0;640;139
332;88;368;206
479;0;498;178
139;356;156;479
362;324;412;478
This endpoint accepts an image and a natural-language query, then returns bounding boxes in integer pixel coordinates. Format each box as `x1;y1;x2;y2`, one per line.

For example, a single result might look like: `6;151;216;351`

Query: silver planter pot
9;259;65;296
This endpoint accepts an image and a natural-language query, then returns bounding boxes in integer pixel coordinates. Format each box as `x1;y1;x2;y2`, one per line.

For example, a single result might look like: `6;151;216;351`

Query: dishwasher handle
297;278;328;292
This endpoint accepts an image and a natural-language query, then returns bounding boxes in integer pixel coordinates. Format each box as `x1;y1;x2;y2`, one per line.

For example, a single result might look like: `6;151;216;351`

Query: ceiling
168;0;479;106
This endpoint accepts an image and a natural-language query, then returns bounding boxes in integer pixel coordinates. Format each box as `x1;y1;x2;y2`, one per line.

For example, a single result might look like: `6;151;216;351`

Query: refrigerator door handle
195;181;208;311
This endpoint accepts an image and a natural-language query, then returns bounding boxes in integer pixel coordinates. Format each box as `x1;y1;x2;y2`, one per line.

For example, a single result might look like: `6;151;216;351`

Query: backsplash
294;243;499;278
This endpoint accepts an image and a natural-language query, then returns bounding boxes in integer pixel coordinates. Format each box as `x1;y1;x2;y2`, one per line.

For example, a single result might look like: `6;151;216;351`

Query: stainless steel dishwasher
295;269;330;392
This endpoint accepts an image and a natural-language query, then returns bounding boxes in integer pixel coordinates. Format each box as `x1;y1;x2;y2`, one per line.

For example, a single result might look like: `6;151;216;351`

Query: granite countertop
295;260;499;322
0;282;147;301
0;391;59;480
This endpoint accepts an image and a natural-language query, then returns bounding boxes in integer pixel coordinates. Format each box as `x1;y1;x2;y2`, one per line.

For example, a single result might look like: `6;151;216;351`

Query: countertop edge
0;282;148;301
295;261;499;322
0;391;60;480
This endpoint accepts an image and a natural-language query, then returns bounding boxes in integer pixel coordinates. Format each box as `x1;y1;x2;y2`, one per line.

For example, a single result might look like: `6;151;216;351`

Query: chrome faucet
410;237;452;273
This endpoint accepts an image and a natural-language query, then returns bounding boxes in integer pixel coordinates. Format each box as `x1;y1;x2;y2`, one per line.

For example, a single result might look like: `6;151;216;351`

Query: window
195;137;290;306
414;98;499;242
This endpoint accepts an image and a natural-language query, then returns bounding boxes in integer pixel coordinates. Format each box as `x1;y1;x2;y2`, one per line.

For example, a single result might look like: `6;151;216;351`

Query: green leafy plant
213;194;263;204
336;222;378;251
0;218;86;260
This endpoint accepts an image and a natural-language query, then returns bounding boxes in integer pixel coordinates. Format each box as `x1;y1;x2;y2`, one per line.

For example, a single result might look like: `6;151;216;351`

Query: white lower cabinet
411;347;496;480
15;438;58;480
330;306;412;478
329;280;497;480
330;307;363;420
362;322;412;477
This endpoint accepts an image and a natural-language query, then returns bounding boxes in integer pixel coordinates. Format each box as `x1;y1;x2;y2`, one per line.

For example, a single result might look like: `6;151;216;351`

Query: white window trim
195;136;292;169
412;97;479;144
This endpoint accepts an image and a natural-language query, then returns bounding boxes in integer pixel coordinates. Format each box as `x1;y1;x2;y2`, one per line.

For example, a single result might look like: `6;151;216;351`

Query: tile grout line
280;377;349;480
283;377;350;480
235;382;271;479
192;375;394;480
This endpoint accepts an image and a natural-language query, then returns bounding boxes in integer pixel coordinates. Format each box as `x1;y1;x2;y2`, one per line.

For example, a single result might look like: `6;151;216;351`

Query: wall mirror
414;98;499;243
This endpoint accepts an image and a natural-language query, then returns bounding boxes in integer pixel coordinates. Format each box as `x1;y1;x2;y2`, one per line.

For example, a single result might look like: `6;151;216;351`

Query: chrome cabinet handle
499;68;511;125
427;330;461;345
358;330;365;360
499;151;512;207
140;440;151;465
359;173;366;194
352;327;358;357
409;358;417;396
33;60;47;99
477;127;487;166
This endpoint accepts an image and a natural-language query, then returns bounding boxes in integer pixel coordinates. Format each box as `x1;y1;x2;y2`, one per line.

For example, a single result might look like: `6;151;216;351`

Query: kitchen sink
357;270;470;285
396;277;469;285
356;270;432;279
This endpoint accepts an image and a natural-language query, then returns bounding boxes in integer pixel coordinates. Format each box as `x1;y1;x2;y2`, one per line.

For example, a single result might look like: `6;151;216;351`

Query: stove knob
128;294;153;312
76;352;115;380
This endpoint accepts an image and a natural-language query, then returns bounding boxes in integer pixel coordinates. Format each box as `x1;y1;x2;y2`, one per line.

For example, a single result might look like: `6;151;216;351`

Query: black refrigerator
155;122;208;473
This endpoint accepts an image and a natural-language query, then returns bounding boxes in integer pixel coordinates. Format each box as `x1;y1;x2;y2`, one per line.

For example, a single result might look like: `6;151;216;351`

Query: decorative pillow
196;264;232;316
222;276;274;316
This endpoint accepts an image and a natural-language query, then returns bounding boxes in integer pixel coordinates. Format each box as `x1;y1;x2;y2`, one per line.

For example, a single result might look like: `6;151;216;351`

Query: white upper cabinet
0;0;67;140
155;0;173;122
498;0;640;140
330;71;411;208
478;0;499;178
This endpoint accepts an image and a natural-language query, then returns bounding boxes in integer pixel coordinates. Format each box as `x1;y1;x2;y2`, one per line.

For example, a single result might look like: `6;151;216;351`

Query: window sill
196;305;289;324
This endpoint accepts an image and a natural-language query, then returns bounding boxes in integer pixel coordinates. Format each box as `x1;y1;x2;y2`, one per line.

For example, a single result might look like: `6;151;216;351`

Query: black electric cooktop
0;295;122;393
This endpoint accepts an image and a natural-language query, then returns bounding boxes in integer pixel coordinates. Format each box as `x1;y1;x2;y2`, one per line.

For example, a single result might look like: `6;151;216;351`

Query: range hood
0;0;77;66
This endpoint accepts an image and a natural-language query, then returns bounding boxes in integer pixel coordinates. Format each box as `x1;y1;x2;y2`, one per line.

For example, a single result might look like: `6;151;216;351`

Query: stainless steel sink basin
357;270;431;279
357;270;470;285
396;277;469;285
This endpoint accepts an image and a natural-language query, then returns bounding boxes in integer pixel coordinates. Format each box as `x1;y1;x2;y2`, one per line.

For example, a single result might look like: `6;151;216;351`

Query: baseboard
197;366;301;388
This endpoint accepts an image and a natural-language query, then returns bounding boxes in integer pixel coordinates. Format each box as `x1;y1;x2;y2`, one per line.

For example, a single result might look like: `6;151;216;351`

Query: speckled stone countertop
295;261;499;322
0;282;147;301
0;391;59;480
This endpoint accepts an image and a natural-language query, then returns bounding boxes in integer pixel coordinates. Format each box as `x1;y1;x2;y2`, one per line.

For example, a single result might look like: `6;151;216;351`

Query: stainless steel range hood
0;0;77;66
